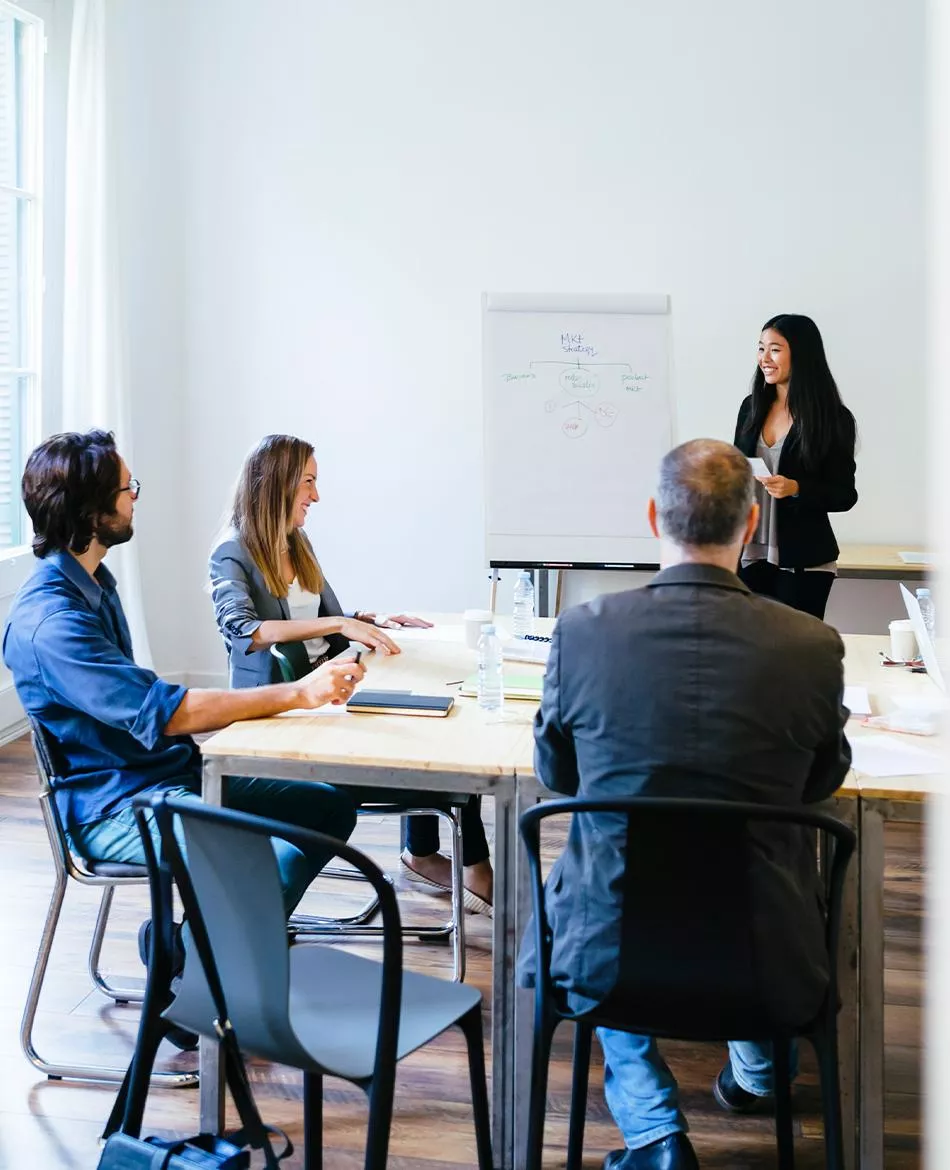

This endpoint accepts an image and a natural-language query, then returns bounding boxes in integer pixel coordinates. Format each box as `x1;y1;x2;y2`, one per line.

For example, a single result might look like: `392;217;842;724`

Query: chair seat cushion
86;860;149;878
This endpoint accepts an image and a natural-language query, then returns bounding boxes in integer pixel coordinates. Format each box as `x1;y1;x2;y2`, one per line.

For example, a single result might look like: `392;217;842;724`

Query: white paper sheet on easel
849;735;947;777
843;686;871;716
899;551;930;565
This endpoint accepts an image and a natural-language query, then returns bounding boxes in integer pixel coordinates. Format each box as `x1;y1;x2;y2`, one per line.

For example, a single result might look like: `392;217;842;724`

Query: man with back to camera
3;430;366;997
518;439;851;1170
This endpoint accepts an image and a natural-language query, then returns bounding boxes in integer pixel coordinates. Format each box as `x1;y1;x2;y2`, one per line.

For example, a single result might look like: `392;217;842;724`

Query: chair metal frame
520;796;856;1170
20;718;196;1087
270;641;469;981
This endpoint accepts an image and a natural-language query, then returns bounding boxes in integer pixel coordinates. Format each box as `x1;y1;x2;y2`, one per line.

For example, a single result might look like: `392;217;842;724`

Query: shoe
400;852;494;917
399;851;452;893
462;887;494;918
137;920;198;1052
712;1062;763;1114
602;1133;699;1169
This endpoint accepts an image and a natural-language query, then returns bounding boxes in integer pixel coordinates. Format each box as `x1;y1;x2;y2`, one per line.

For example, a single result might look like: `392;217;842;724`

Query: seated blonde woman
208;433;493;913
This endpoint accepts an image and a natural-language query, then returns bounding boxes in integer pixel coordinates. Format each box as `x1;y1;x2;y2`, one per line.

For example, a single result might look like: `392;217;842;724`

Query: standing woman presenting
734;313;857;619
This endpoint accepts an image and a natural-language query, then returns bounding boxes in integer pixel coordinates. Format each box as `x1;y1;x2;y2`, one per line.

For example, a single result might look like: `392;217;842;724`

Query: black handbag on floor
97;825;291;1170
97;1131;250;1169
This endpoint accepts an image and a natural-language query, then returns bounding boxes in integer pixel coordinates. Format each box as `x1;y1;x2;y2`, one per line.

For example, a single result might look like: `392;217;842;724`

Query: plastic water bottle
476;623;504;712
916;588;936;642
512;571;535;638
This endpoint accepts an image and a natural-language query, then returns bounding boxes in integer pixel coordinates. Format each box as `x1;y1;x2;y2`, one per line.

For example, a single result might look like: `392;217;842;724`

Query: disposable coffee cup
889;619;918;663
464;609;495;650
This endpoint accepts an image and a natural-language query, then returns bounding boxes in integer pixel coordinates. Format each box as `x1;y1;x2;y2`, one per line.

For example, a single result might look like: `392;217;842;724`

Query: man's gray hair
655;439;755;548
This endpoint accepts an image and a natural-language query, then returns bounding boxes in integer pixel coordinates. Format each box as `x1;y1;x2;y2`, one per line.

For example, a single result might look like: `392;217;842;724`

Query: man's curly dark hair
22;429;122;557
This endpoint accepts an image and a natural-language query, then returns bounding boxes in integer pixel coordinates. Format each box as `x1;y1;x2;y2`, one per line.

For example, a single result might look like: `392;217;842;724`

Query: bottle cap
917;588;932;598
480;623;496;635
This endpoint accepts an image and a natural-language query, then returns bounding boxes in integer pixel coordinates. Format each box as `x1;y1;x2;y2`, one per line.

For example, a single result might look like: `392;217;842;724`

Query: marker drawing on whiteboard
502;330;653;440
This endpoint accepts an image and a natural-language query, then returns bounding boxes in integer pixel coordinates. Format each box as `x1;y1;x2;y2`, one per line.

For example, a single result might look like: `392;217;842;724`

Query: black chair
21;715;196;1087
270;640;470;981
519;797;856;1170
119;792;493;1170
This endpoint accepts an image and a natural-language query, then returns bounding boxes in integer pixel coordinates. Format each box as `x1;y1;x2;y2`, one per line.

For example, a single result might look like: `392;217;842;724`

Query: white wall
107;0;188;674
107;0;925;679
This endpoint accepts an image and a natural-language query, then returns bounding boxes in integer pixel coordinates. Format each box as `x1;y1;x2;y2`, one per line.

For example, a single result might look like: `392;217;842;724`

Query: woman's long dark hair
742;314;855;469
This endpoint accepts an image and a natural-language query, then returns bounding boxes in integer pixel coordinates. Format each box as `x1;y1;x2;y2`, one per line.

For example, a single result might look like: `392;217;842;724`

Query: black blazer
516;564;852;1024
734;395;857;568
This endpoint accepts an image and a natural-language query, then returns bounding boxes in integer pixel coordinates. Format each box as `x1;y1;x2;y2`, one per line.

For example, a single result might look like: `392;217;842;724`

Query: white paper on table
747;457;770;478
380;624;465;643
276;706;351;718
849;734;947;777
899;551;930;565
843;685;871;716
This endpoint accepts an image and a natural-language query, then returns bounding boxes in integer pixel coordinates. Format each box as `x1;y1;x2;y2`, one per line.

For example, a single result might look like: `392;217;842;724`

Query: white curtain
62;0;153;667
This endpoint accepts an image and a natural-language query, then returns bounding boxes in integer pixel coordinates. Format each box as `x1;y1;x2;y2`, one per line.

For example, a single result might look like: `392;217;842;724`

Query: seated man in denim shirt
4;430;364;929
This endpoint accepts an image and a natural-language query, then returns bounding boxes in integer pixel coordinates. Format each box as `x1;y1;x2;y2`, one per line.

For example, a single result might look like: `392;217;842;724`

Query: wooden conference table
835;544;931;581
197;618;943;1170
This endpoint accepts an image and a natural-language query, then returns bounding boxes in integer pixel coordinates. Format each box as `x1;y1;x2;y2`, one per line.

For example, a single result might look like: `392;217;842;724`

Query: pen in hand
345;650;362;682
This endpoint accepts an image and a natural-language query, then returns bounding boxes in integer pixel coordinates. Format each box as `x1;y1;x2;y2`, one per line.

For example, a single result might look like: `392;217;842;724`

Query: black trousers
403;799;490;867
739;560;835;621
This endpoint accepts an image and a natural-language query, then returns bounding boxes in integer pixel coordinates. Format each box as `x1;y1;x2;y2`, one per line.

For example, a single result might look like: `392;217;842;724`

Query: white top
286;580;330;663
742;434;836;574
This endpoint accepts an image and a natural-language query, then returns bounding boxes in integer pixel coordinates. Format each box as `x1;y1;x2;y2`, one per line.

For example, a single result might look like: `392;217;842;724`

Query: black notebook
346;690;454;717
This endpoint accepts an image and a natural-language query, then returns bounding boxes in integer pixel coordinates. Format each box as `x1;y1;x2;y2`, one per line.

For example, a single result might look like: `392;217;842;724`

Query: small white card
899;551;930;565
843;685;871;716
747;457;770;478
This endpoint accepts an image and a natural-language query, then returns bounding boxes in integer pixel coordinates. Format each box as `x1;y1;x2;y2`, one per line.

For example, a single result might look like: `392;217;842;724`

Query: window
0;1;41;551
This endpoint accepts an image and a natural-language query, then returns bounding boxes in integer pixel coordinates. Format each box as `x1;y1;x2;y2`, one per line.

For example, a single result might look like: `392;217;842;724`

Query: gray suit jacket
517;562;851;1024
208;528;350;688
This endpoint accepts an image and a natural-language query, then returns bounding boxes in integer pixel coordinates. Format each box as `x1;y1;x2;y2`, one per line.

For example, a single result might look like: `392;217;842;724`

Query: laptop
900;583;946;692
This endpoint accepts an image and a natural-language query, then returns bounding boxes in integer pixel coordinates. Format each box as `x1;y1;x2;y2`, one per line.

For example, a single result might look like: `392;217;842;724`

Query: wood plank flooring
0;734;922;1168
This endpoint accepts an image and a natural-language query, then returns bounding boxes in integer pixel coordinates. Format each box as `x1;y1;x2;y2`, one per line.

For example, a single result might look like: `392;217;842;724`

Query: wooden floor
0;733;923;1168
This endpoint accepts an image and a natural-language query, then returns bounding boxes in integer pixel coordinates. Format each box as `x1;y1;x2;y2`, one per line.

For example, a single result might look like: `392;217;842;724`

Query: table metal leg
491;781;517;1169
199;758;226;1135
859;800;886;1170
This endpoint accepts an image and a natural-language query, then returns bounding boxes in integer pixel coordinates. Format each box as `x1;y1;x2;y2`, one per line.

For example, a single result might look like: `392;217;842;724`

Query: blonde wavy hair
231;434;324;598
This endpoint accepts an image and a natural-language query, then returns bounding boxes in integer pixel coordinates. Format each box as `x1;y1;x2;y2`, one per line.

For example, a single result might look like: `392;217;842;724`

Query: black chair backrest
27;714;65;794
270;641;311;683
135;793;405;1079
520;796;855;1038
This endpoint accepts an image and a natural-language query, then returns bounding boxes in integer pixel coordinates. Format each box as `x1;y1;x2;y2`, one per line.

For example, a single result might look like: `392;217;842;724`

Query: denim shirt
2;551;200;831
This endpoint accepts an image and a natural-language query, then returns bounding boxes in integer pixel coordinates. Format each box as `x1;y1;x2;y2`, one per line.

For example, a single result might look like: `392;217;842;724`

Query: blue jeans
597;1030;798;1150
68;776;358;916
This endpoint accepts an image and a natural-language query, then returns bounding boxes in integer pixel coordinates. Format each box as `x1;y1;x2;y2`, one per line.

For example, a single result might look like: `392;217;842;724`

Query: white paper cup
889;619;918;663
464;608;494;650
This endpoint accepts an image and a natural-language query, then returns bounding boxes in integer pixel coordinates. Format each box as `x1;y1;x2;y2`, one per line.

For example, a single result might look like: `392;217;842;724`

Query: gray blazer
208;528;350;689
517;562;852;1024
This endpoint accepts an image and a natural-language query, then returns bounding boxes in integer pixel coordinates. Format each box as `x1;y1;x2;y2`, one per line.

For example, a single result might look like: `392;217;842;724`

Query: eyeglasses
118;478;141;501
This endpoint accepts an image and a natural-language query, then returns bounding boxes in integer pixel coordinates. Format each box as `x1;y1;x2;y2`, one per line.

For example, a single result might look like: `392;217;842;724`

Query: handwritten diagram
502;342;651;439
